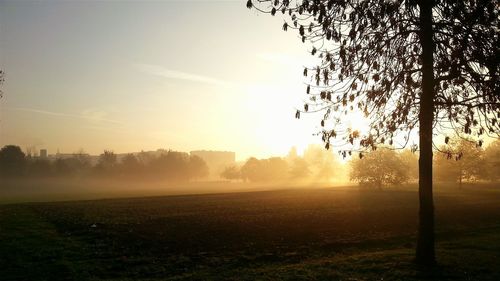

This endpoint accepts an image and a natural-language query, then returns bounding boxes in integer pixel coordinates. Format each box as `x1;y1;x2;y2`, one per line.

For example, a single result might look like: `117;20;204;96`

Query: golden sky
0;1;336;160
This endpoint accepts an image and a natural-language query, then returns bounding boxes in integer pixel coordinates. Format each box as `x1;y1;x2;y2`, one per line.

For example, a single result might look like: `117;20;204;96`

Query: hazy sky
0;0;329;160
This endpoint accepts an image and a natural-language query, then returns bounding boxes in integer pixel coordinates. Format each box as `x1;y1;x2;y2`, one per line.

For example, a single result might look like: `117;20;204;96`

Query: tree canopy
0;145;26;177
434;137;483;186
350;148;409;188
247;0;498;151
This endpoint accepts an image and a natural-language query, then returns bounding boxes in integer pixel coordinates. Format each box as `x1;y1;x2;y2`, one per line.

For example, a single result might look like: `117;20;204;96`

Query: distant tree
25;145;37;158
240;157;262;182
73;150;92;171
399;149;419;182
286;146;299;162
248;0;499;264
118;154;143;178
435;138;483;187
481;139;500;182
0;145;26;177
350;148;409;189
148;151;190;181
268;157;289;180
220;165;242;181
241;157;289;182
137;150;154;166
289;157;311;180
54;158;72;176
188;155;209;180
303;144;340;181
94;150;118;176
54;153;91;178
27;158;53;177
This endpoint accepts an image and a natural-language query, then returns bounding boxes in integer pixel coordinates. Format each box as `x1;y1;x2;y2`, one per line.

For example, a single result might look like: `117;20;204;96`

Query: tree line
220;145;346;183
220;139;500;187
0;145;208;182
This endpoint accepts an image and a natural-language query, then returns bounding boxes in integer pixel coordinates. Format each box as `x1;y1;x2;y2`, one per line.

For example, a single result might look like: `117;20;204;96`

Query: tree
435;138;483;187
289;157;311;179
119;154;143;179
481;139;500;182
54;153;91;178
350;148;409;188
240;157;289;182
27;158;53;177
247;0;499;264
303;144;340;181
0;145;26;177
220;165;242;180
399;149;419;182
188;155;209;180
94;150;118;176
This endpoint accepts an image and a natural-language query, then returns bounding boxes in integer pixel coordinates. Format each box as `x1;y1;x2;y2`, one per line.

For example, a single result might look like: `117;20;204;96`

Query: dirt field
1;184;499;280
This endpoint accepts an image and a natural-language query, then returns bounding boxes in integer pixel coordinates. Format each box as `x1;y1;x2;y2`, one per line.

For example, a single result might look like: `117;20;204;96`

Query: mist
2;138;498;203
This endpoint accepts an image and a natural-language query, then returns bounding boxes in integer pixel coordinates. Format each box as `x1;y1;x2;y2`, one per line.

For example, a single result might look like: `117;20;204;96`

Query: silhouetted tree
27;158;53;178
188;155;209;180
248;0;499;264
94;150;118;176
148;151;192;181
220;165;242;181
118;154;143;178
241;157;289;182
289;157;311;179
54;153;91;178
350;148;409;188
0;145;26;177
241;157;262;182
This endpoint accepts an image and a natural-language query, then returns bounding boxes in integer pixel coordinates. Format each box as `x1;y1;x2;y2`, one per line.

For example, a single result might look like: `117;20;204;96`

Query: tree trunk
416;1;436;266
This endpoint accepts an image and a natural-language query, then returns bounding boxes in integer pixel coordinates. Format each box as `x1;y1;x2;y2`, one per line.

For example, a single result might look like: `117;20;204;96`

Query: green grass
1;186;499;280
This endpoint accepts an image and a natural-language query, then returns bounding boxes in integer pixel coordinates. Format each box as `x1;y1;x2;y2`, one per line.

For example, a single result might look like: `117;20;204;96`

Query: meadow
1;184;499;280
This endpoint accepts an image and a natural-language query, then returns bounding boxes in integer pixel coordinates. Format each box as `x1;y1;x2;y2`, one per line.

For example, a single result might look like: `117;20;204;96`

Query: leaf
246;0;252;9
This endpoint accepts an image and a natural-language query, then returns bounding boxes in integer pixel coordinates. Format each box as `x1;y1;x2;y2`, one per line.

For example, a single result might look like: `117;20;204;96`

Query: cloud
11;107;122;124
135;63;232;87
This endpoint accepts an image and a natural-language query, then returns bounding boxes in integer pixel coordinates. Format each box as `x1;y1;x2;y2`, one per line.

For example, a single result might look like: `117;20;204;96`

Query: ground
1;185;499;280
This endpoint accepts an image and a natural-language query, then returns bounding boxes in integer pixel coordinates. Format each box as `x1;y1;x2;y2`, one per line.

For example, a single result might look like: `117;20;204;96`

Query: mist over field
1;138;498;203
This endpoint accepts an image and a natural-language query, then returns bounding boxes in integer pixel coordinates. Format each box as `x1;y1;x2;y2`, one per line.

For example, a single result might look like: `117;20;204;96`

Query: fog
1;138;498;204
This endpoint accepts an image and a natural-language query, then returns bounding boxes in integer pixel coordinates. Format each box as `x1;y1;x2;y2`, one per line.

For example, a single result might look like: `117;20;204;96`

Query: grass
1;185;499;280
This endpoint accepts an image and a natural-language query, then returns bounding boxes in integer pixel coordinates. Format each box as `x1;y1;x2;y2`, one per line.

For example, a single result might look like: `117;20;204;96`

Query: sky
0;0;329;161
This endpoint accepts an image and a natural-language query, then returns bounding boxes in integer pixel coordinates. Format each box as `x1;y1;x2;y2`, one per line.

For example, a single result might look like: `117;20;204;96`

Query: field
1;185;499;280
